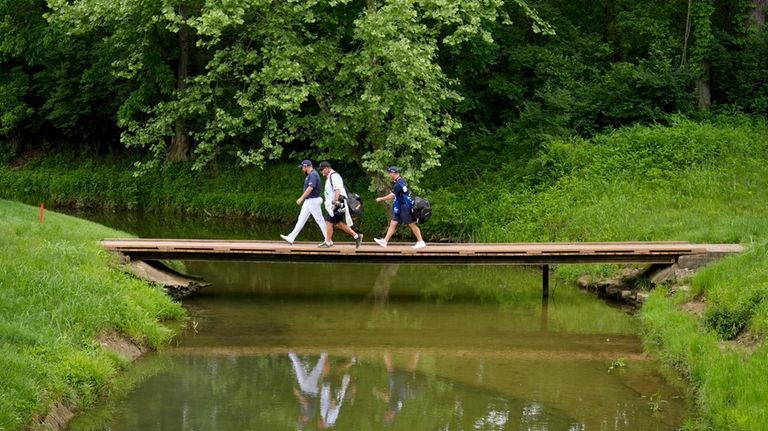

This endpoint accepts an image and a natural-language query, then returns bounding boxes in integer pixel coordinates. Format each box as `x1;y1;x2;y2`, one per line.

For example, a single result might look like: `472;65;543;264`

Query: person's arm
331;173;342;207
297;186;314;205
376;192;395;203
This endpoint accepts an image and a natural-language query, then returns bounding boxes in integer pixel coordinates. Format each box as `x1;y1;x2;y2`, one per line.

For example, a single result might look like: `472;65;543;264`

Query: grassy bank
482;115;768;430
641;246;768;430
469;115;768;430
2;115;768;429
0;199;185;430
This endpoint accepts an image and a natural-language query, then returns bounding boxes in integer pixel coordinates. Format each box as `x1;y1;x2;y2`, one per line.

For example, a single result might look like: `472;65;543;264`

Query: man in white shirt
318;161;363;248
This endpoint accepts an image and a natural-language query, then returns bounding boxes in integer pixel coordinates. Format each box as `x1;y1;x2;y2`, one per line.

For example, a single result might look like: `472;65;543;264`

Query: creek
63;209;688;430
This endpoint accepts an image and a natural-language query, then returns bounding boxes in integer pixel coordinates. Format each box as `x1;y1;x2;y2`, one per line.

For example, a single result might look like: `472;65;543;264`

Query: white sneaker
280;234;293;244
412;241;427;249
374;238;388;248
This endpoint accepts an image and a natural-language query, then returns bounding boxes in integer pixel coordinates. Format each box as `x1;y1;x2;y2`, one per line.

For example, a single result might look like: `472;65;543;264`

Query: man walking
318;161;363;248
374;166;427;249
280;160;328;245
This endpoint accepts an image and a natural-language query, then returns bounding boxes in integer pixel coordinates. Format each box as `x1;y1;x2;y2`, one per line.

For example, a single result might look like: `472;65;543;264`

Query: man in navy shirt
374;166;427;249
280;160;328;245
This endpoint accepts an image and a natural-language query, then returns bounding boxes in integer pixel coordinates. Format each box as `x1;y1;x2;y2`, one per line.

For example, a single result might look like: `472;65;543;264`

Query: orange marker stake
39;203;44;224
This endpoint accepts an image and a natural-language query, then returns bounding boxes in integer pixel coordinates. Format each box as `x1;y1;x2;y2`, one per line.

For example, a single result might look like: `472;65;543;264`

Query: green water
61;209;688;430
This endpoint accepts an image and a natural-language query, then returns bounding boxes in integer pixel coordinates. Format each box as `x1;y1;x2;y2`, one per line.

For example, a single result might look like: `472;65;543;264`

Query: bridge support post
542;264;550;298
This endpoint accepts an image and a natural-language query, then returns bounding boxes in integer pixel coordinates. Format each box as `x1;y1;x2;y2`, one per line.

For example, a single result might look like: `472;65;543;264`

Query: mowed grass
0;199;184;430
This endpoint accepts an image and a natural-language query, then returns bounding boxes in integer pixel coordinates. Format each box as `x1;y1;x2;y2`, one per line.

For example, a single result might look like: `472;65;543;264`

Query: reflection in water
290;352;327;427
290;352;355;429
377;351;420;426
372;265;400;307
68;261;688;431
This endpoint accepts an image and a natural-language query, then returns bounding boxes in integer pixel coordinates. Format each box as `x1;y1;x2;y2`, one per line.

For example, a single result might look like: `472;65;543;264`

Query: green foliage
4;116;767;247
711;30;768;115
695;243;768;339
0;68;33;135
0;154;392;230
690;0;716;73
641;284;768;431
417;116;768;243
44;0;542;189
2;0;767;192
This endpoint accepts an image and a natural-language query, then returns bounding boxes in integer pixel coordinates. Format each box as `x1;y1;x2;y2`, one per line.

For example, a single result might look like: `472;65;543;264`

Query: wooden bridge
101;239;742;297
101;238;741;265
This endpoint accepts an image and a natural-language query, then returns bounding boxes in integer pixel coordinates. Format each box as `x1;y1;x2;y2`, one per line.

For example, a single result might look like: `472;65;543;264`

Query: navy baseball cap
387;166;399;173
318;161;331;169
299;160;312;167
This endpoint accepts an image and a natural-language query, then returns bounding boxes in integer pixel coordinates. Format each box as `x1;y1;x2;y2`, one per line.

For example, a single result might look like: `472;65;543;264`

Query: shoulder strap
329;171;340;189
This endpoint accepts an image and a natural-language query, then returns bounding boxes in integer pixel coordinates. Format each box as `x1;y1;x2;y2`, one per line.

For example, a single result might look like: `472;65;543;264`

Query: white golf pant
286;197;327;242
289;352;327;396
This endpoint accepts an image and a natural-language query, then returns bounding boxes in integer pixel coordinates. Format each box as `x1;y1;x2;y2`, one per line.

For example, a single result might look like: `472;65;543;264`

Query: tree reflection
371;265;400;307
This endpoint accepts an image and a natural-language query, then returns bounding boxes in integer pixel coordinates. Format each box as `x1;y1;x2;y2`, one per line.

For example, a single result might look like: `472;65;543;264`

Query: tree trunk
748;0;767;29
681;0;693;66
167;5;192;162
696;60;712;111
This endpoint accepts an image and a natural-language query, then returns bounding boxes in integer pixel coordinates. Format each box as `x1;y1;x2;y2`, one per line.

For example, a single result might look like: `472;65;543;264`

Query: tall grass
427;115;768;429
430;116;768;243
0;199;184;430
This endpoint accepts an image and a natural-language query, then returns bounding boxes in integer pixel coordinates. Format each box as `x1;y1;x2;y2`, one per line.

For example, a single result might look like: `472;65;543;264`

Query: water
60;208;688;430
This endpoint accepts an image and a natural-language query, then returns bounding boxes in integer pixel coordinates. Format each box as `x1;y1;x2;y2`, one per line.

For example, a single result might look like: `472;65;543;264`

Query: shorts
393;204;414;224
325;212;345;225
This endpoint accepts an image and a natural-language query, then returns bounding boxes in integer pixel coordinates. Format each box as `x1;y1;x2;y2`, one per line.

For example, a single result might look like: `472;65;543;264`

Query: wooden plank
100;238;743;265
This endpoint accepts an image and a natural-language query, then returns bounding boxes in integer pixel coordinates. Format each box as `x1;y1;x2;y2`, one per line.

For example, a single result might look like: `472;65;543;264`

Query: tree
48;0;550;189
748;0;767;28
46;0;200;162
690;0;715;111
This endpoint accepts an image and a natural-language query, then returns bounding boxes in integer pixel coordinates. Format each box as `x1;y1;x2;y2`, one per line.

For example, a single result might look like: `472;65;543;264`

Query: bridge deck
101;239;742;264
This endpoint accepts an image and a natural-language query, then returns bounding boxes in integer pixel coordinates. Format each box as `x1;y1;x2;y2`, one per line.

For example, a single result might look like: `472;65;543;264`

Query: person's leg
336;222;358;239
336;222;362;247
284;201;312;243
321;214;346;247
375;220;398;247
408;223;426;248
305;353;328;393
289;352;312;393
384;220;399;242
308;198;328;242
325;221;334;244
408;223;424;242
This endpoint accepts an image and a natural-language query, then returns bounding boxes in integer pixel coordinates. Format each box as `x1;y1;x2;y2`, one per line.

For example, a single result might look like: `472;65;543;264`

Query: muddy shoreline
33;332;151;431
